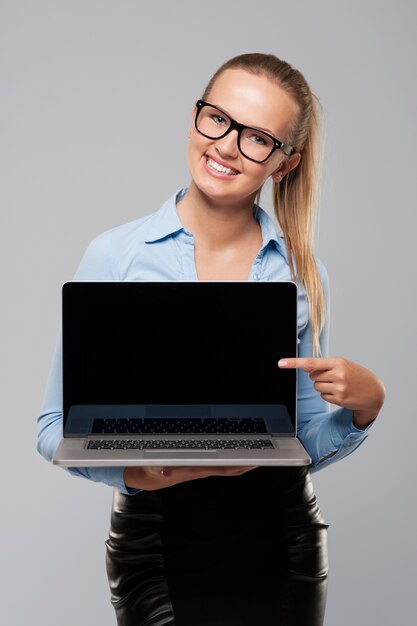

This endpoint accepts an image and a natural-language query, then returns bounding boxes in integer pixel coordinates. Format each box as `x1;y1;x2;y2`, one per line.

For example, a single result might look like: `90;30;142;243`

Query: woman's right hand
124;465;259;491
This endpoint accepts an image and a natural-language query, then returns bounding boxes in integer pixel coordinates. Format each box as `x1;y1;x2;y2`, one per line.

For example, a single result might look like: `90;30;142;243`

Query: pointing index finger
277;357;334;371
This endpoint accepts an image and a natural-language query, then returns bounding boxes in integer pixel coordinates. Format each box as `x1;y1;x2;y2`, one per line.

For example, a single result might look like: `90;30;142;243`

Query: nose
214;128;239;159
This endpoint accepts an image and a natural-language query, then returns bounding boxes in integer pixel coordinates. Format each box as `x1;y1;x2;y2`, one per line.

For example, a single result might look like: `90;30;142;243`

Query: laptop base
52;436;311;467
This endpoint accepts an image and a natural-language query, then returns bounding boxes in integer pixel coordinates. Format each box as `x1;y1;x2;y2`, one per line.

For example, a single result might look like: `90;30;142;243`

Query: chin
190;164;236;198
194;175;260;208
187;151;259;204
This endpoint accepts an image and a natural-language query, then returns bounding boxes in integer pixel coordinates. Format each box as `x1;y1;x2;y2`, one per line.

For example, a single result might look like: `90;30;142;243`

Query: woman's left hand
278;356;386;429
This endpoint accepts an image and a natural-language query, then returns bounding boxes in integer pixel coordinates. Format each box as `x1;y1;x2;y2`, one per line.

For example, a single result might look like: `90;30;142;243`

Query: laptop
52;281;311;467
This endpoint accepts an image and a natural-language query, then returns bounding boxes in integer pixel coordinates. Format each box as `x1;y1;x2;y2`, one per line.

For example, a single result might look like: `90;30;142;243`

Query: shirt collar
144;187;186;243
145;186;288;263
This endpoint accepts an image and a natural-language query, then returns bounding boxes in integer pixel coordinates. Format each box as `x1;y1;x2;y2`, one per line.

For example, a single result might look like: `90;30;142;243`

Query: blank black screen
63;281;297;427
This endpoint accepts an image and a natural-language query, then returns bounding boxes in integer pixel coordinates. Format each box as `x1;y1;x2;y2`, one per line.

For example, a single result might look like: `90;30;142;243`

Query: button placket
178;231;198;280
250;251;264;281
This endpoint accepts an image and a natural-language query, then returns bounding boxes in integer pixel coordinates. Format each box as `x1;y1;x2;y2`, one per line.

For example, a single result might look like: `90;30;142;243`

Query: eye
249;133;267;145
211;114;227;125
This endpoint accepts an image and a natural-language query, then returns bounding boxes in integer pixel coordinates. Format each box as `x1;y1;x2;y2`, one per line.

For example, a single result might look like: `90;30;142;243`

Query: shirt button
253;273;260;281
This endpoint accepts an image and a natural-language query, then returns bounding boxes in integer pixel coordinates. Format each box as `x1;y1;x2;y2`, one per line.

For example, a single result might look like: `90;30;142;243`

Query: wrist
124;466;143;489
352;379;386;429
352;408;379;429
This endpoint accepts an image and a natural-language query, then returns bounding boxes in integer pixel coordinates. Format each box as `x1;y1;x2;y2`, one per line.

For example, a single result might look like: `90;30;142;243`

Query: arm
36;231;141;495
296;260;376;472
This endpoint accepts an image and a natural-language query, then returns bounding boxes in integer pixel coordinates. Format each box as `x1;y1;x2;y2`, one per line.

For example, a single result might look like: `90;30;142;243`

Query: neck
176;182;261;251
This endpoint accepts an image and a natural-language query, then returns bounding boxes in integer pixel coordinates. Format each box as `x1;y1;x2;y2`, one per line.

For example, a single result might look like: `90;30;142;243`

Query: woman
37;53;385;625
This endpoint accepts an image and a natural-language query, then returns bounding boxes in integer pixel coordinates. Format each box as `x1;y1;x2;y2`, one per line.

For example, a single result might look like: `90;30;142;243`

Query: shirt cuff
66;465;143;496
330;406;375;448
308;407;376;473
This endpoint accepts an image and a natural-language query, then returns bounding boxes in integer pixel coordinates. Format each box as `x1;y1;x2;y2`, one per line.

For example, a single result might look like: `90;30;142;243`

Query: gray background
1;1;416;624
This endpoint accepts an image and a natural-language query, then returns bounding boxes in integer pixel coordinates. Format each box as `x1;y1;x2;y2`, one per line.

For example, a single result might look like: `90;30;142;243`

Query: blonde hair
201;52;326;357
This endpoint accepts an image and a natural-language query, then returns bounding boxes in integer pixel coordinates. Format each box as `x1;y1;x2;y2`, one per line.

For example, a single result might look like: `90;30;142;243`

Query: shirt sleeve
296;259;375;472
36;231;142;496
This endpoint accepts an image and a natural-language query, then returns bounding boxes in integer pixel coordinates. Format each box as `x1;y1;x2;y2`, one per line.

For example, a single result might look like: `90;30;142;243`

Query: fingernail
278;360;288;367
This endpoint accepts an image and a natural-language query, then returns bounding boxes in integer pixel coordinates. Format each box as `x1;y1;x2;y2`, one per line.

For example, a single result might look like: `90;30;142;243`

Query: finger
218;466;258;474
278;357;335;371
180;466;258;478
198;467;256;477
321;393;339;403
148;466;167;477
309;370;337;382
187;465;257;474
313;382;335;395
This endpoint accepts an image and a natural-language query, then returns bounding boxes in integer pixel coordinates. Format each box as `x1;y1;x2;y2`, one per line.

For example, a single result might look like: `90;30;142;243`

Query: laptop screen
62;281;298;436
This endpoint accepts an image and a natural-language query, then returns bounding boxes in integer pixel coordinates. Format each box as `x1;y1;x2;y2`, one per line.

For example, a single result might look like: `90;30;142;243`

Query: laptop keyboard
91;417;268;434
87;438;274;450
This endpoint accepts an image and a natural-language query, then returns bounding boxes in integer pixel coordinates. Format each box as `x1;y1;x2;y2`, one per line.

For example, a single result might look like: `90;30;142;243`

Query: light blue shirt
37;186;374;495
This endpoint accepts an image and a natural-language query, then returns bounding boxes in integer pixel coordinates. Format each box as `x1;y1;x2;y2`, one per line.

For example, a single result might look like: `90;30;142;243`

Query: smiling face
187;68;301;207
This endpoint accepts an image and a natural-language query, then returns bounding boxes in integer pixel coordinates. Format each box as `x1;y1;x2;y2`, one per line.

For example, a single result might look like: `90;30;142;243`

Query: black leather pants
105;466;329;625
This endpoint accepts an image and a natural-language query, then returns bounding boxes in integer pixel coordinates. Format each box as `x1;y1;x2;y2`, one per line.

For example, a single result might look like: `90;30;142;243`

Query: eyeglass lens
196;105;275;162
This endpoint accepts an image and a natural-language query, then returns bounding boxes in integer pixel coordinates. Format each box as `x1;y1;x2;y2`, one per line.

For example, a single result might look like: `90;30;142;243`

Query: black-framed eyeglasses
194;99;296;163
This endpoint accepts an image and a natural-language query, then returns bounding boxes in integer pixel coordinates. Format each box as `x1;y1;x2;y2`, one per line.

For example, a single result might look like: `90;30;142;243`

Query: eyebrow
212;102;276;136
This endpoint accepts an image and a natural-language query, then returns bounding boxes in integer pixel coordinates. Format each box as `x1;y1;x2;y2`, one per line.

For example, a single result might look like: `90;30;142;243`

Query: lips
205;154;241;174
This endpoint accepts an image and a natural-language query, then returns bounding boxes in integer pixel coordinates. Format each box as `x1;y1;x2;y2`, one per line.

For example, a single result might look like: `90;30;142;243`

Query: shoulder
74;203;166;281
314;256;330;314
90;212;156;251
314;256;330;304
75;213;153;275
278;235;330;294
84;187;183;259
315;256;329;288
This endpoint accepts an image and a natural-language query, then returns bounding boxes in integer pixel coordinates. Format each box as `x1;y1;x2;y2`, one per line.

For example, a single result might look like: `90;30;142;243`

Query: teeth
207;157;239;175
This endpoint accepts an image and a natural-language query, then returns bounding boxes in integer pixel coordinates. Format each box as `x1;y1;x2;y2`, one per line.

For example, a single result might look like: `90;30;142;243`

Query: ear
271;152;302;184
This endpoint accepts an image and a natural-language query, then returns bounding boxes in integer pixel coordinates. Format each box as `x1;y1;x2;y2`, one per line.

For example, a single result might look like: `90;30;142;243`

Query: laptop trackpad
144;451;220;459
